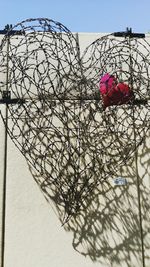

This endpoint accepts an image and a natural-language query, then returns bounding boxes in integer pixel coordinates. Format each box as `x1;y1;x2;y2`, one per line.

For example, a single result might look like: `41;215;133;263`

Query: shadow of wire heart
0;18;149;224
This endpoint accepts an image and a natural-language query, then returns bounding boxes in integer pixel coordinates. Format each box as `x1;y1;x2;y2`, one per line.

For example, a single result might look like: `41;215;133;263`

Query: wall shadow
28;128;150;267
27;130;150;267
61;131;150;267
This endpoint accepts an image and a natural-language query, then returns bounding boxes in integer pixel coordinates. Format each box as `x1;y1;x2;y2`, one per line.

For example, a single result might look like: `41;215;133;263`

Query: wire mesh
0;18;149;223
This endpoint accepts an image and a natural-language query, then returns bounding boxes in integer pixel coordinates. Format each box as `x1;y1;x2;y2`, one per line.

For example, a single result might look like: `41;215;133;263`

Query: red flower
99;74;134;109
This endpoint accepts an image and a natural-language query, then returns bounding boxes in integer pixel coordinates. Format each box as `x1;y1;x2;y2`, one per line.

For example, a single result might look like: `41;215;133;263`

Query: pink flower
99;74;134;109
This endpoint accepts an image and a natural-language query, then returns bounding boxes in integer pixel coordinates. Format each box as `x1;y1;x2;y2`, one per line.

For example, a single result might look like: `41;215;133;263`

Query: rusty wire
0;18;150;223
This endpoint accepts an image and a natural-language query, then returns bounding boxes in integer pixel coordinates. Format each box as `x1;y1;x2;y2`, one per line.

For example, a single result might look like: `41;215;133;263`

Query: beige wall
0;33;150;267
0;105;6;267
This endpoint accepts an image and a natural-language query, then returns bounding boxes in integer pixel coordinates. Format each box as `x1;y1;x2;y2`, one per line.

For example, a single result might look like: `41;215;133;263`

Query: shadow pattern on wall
61;131;150;267
29;131;150;266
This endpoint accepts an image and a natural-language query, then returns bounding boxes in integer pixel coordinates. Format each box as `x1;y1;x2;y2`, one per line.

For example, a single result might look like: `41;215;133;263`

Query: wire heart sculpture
0;18;149;224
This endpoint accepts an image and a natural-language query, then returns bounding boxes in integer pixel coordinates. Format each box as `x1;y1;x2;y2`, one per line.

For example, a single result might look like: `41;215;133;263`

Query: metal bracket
0;24;25;36
0;91;25;105
113;27;145;38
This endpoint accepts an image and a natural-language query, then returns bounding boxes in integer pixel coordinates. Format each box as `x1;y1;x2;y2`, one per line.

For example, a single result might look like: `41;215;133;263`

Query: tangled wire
0;18;149;223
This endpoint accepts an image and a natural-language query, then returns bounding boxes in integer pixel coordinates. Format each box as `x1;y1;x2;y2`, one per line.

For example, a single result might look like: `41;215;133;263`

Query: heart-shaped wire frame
0;18;150;224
